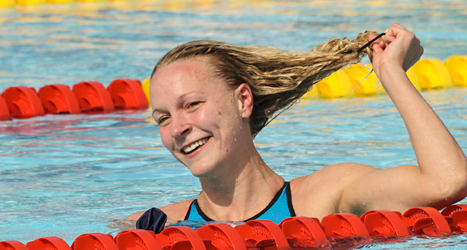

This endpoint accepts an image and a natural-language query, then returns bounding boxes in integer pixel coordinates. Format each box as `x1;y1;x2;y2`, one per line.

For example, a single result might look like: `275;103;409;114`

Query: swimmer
127;23;467;229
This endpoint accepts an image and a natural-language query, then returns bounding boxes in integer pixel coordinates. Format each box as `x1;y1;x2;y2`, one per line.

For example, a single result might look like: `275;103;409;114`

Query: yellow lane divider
300;56;463;100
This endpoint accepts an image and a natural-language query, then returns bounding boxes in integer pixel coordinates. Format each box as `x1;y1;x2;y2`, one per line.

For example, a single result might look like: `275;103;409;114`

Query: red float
38;84;81;115
115;230;162;250
0;241;29;250
402;207;451;236
2;86;45;119
155;226;207;250
360;210;409;237
321;213;369;237
0;95;11;121
72;81;115;113
26;237;71;250
107;79;148;110
71;233;118;250
197;223;247;250
442;204;467;233
235;220;289;250
279;217;331;249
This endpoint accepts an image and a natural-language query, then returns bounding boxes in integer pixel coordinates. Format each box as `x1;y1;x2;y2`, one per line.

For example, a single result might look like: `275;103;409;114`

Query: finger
384;23;410;42
372;42;384;54
389;22;409;33
381;33;396;44
380;40;386;49
390;22;406;30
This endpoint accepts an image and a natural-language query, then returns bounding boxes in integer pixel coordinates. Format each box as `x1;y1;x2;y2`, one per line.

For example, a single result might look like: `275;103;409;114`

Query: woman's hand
331;23;467;216
370;23;424;77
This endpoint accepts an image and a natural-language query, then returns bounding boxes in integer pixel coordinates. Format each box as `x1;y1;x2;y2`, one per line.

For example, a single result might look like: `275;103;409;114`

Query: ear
234;83;253;119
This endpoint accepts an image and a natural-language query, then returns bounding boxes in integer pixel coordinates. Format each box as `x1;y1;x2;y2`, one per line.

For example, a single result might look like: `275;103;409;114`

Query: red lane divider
0;95;11;121
71;233;117;250
360;210;409;237
1;79;150;121
72;81;115;113
26;237;71;250
107;79;148;110
402;207;451;236
279;217;331;249
2;86;45;119
38;84;81;115
3;205;467;250
235;220;289;250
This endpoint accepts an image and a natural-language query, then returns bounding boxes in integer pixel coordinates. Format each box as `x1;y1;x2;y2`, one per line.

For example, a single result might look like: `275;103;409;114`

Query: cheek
196;106;221;129
159;127;173;149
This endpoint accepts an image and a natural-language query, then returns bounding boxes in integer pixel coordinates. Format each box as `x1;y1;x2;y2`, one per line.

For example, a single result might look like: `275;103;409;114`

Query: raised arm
340;23;467;214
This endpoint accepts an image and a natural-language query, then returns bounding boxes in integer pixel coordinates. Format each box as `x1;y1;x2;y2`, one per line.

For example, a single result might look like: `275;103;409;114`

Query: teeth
183;138;208;154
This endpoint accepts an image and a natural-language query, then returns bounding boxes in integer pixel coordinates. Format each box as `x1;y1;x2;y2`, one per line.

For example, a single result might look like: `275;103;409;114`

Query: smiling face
150;56;253;178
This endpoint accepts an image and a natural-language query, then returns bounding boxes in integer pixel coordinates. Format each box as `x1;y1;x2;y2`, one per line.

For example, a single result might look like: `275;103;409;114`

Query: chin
189;168;213;178
187;163;217;178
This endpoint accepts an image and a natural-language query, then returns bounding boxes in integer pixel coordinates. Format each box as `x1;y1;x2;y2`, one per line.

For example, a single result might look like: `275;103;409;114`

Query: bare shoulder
126;199;195;221
126;210;146;221
160;199;195;221
290;163;377;218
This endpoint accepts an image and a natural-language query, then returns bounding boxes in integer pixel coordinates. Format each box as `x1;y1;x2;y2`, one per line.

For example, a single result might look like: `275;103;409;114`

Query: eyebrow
151;91;203;116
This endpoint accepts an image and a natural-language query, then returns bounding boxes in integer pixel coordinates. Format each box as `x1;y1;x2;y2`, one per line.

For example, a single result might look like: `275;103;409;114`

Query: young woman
127;23;467;228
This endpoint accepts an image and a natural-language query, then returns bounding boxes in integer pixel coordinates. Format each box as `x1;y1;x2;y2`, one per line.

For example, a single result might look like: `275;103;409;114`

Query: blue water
1;0;467;248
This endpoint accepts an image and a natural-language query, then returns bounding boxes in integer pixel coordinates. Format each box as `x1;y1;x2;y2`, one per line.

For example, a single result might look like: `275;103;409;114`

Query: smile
182;138;209;154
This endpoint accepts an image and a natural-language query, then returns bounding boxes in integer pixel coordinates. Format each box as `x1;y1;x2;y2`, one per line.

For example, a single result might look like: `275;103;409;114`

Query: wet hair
151;31;378;137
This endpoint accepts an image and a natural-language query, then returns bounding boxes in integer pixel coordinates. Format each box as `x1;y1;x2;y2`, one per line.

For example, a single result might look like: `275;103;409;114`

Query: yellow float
412;58;453;90
15;0;46;5
406;67;422;91
301;84;320;100
77;0;107;2
343;64;383;96
0;0;15;7
444;55;467;87
47;0;75;3
142;77;151;105
365;64;421;92
316;69;353;98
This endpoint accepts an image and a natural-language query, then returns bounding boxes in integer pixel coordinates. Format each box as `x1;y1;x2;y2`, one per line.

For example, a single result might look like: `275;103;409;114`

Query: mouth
181;137;209;154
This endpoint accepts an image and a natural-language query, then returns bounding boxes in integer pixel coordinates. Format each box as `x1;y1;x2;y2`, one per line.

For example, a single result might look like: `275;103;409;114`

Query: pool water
1;0;467;248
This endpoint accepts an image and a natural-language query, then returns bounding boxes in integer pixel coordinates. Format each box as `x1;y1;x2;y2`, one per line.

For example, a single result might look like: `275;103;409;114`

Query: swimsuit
184;182;295;224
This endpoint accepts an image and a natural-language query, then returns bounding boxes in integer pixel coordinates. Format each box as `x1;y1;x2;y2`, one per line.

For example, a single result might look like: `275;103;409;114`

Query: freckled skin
149;57;250;178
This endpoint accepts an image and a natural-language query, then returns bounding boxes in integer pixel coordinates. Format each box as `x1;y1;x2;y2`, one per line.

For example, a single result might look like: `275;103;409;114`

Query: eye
187;102;201;109
157;116;169;126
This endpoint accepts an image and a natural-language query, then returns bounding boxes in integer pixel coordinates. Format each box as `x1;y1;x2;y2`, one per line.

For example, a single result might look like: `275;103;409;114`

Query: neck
197;140;283;222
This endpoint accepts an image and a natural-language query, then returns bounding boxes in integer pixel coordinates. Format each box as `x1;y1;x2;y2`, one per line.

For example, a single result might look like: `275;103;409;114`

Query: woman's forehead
150;57;229;104
153;57;215;85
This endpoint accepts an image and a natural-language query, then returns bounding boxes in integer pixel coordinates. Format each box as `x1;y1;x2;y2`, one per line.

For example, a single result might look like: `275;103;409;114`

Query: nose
170;115;192;138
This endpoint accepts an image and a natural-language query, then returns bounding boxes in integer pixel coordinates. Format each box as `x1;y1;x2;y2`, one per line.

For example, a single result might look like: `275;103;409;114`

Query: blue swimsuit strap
184;182;295;221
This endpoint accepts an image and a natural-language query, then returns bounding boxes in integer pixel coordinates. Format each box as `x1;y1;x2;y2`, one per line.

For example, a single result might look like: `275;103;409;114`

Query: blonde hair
151;31;378;137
